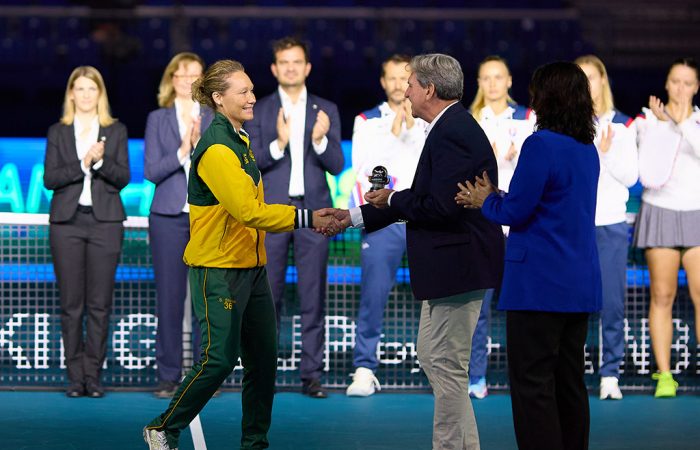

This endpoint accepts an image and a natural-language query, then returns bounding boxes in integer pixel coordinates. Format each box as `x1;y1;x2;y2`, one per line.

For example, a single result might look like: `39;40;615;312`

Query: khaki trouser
417;290;486;450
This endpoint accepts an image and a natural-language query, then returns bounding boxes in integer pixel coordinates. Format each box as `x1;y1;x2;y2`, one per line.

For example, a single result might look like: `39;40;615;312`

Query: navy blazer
482;129;602;313
361;103;505;300
246;90;344;209
144;106;214;215
44;121;130;223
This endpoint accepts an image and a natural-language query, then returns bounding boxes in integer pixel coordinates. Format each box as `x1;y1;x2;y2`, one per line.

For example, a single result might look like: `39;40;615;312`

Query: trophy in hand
369;166;389;191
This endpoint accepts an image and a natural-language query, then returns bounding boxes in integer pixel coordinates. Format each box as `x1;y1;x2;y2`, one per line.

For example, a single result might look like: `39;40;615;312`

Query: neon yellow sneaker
652;371;678;398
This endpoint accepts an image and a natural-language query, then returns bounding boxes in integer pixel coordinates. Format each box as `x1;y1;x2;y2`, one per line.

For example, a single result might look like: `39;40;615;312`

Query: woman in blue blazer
144;52;213;398
458;62;601;450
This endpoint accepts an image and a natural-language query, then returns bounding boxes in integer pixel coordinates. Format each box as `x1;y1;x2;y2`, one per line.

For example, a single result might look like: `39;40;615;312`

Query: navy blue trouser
468;289;494;383
149;212;200;383
353;223;406;371
265;198;329;382
595;222;628;377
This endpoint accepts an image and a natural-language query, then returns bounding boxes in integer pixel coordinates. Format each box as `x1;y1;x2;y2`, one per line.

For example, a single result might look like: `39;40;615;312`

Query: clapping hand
456;171;498;209
649;96;669;122
311;110;330;145
190;115;203;150
84;139;105;168
598;124;614;154
276;107;291;151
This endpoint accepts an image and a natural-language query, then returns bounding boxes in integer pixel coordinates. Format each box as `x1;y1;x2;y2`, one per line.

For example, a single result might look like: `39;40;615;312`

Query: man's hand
319;208;352;230
391;108;404;137
312;110;330;145
312;208;346;237
403;99;415;129
598;124;614;154
276;107;290;151
364;188;394;209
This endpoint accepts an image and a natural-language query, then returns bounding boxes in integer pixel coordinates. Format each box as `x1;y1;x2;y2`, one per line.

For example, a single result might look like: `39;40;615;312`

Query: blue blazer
144;106;213;215
482;129;602;313
361;103;505;301
246;91;344;209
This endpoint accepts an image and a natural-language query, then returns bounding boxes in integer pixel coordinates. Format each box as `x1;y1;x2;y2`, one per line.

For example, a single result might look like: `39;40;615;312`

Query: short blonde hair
469;55;515;122
191;59;245;111
60;66;115;127
157;52;205;108
574;54;614;115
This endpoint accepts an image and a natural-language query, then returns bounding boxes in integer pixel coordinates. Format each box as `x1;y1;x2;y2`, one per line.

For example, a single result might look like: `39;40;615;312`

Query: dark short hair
668;57;699;80
529;61;595;144
381;54;411;77
272;36;309;63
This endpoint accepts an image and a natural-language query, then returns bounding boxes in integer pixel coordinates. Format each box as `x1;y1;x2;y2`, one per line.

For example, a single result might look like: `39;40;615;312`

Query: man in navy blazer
329;54;504;449
246;37;344;398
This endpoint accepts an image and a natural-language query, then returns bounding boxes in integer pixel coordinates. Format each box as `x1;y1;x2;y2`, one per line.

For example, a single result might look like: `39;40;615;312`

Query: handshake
308;186;394;237
311;208;352;237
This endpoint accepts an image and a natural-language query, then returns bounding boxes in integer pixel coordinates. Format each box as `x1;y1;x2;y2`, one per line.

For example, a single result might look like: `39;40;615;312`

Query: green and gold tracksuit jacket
183;112;297;268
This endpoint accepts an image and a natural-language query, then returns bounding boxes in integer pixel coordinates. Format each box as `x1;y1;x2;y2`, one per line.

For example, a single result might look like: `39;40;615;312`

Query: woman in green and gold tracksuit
144;59;333;450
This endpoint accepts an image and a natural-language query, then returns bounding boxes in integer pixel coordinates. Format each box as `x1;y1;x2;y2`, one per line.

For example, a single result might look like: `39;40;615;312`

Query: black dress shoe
85;379;104;398
302;379;327;399
66;383;85;398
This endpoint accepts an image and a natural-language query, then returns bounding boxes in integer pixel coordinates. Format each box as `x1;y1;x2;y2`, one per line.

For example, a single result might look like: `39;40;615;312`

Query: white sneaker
468;377;488;399
346;367;381;397
143;427;177;450
600;376;623;400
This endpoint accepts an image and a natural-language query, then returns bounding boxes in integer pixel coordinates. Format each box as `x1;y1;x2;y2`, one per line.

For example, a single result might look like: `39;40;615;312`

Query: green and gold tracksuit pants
146;266;278;449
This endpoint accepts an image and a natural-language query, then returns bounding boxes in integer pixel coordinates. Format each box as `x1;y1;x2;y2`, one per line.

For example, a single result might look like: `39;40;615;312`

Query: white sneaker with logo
143;427;177;450
600;376;623;400
346;367;381;397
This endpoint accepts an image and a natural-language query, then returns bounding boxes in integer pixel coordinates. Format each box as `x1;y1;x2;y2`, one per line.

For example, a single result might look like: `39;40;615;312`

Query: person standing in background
246;36;344;398
633;57;700;398
346;54;426;397
44;65;130;398
466;55;535;399
144;52;214;399
576;54;638;401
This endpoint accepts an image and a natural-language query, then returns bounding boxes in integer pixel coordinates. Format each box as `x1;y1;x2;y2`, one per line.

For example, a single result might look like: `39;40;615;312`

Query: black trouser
507;311;590;450
49;208;123;385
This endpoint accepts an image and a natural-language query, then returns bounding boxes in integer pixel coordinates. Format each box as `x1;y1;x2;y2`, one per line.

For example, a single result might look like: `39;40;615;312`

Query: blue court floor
0;390;698;449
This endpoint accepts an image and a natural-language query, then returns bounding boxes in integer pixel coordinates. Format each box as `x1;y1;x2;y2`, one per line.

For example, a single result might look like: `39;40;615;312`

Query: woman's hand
598;124;615;154
456;171;498;208
649;96;668;122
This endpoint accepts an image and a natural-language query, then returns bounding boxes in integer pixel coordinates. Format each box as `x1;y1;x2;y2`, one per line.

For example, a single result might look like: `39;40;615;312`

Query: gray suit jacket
144;106;214;215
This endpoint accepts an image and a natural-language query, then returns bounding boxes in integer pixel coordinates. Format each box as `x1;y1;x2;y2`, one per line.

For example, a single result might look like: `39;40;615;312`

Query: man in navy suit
246;37;344;398
328;54;504;449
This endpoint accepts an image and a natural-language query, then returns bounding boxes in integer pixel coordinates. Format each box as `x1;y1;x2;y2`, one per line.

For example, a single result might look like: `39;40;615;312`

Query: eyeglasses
173;74;200;80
